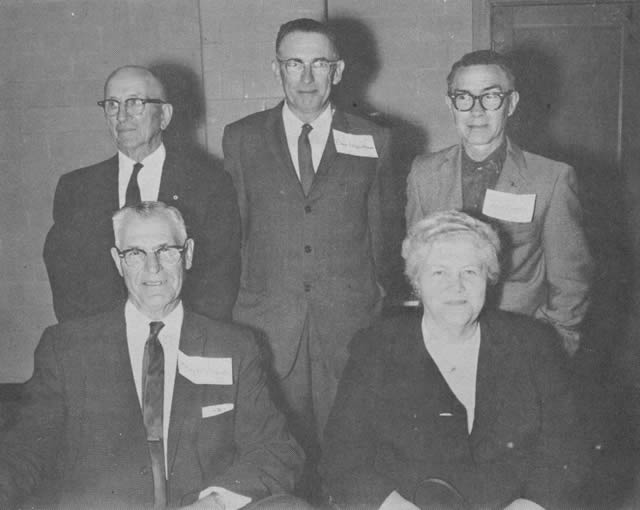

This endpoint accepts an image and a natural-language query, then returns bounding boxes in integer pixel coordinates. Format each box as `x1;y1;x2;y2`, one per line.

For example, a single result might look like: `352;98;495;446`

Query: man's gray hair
402;210;501;291
112;201;187;247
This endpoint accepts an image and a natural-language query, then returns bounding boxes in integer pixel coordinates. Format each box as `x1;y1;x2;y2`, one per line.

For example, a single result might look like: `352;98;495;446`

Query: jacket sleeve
0;327;65;509
368;127;393;291
522;323;590;507
320;330;399;508
536;164;593;352
182;166;241;321
405;158;427;230
43;176;123;322
206;331;305;499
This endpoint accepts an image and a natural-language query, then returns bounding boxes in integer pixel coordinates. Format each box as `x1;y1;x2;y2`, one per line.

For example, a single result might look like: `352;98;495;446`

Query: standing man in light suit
0;202;306;509
223;18;392;474
406;50;592;355
44;65;240;323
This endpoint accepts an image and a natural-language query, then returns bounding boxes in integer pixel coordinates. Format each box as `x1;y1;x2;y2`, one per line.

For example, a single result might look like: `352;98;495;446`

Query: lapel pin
173;194;179;201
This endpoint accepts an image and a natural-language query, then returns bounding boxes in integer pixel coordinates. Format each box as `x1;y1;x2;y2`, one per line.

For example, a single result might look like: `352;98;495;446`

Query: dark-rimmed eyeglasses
276;58;339;76
97;98;166;117
448;91;513;112
115;243;188;268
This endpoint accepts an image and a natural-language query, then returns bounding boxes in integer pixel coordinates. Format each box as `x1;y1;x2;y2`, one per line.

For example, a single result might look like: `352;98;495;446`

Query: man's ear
111;247;124;277
332;60;345;85
445;94;454;112
160;103;173;130
507;91;519;117
184;238;194;271
272;60;283;84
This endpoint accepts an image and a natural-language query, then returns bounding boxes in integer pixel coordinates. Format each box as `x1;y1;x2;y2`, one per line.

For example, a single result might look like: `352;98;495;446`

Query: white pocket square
202;403;234;418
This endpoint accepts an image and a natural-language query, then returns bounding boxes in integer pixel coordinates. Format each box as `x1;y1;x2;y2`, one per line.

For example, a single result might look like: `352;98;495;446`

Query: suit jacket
320;309;589;510
406;139;592;338
0;308;304;509
223;104;392;377
43;150;241;322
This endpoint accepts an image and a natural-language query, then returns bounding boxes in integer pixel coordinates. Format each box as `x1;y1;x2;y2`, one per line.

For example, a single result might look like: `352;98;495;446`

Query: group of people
0;16;595;510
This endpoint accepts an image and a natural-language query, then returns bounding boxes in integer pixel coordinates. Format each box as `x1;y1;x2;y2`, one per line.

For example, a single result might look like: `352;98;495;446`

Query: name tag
482;189;536;223
333;130;378;158
202;403;234;418
178;351;232;385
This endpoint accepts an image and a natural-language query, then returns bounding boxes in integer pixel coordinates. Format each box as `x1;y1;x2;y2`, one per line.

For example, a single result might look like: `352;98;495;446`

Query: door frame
472;0;633;50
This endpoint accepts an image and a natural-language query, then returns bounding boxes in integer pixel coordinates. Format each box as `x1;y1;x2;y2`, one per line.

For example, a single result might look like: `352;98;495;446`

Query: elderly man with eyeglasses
222;18;392;498
44;65;240;324
0;201;308;510
406;50;593;356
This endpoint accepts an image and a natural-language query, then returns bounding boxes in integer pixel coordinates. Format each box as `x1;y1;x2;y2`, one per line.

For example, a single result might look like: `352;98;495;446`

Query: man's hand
181;493;226;509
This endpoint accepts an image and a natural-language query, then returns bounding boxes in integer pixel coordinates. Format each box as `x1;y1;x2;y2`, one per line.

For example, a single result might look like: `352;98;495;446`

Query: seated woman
320;211;588;510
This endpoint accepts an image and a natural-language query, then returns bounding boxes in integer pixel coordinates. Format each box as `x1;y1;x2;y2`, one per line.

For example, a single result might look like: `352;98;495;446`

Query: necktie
142;321;166;509
125;162;143;206
298;124;314;195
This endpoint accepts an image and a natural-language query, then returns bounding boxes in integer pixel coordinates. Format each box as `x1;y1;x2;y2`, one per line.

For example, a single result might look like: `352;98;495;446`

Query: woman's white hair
402;210;501;291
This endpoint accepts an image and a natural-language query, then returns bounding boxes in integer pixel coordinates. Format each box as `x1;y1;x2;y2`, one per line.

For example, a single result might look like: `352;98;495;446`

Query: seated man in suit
0;201;306;509
44;65;240;323
406;50;592;356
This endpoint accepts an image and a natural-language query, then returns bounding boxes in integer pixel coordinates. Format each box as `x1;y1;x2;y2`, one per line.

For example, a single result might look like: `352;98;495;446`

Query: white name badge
333;130;378;158
178;351;232;385
202;403;234;418
482;189;536;223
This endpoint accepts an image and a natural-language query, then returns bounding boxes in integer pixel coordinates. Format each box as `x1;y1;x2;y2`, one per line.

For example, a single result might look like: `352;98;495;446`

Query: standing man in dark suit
223;18;392;462
406;50;592;355
44;65;240;322
0;202;305;509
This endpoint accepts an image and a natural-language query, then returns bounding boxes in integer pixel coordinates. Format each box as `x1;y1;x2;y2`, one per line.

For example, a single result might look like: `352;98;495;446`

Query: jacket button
304;205;312;213
139;466;149;475
304;245;312;253
304;283;311;292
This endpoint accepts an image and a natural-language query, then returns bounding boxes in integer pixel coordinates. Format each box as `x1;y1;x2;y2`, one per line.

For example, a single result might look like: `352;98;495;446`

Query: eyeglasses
97;97;166;117
276;58;339;76
448;91;513;112
115;243;188;268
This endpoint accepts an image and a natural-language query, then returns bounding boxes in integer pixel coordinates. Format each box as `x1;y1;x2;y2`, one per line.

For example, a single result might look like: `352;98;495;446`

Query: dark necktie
142;321;166;509
125;162;143;206
298;123;314;195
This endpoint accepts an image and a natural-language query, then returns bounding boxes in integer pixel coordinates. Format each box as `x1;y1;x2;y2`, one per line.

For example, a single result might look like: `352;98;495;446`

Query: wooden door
480;1;640;363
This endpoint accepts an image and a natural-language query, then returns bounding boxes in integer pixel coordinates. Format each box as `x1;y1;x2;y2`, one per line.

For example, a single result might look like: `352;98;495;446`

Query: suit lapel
264;104;305;196
437;146;464;210
99;155;120;212
158;151;185;208
167;311;206;474
312;108;343;186
496;138;532;192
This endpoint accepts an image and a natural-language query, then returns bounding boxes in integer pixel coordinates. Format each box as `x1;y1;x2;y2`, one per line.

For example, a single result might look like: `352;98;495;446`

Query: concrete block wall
0;0;472;381
0;0;203;382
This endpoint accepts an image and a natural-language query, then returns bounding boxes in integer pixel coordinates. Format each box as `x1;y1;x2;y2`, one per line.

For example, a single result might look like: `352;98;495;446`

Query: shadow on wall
506;45;636;508
149;61;223;171
328;17;429;302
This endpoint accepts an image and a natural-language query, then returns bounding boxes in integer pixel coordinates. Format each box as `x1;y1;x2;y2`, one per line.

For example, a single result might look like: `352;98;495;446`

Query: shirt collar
125;298;183;344
282;101;334;132
118;143;166;171
461;139;507;170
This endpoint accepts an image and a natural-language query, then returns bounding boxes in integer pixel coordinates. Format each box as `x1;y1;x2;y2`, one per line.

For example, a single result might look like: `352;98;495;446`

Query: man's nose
300;64;314;83
470;97;485;113
144;252;162;273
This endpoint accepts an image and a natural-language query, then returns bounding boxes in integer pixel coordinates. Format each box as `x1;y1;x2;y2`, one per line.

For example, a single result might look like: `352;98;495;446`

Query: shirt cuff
198;486;252;510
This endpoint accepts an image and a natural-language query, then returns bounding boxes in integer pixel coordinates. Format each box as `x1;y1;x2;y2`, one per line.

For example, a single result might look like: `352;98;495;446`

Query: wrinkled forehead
117;212;183;247
104;68;165;99
277;30;338;59
450;64;513;92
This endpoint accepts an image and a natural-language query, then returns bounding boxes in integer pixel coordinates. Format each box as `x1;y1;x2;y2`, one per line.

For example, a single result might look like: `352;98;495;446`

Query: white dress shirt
125;299;182;472
282;102;333;178
118;144;166;207
125;301;250;509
